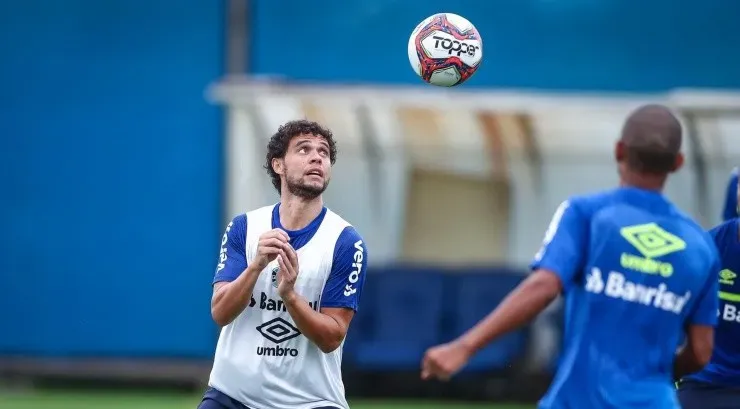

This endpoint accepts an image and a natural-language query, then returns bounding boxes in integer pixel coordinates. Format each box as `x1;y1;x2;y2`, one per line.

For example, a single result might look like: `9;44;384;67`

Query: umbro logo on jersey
256;317;301;343
585;268;690;314
620;223;687;258
619;223;687;278
720;269;737;285
256;317;301;357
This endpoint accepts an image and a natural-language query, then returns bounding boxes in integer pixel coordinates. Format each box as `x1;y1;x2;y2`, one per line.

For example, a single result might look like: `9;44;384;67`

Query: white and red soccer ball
407;13;483;87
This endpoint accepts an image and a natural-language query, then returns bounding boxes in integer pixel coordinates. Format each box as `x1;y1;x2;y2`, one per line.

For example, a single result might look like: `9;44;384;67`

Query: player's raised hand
254;229;291;270
277;244;300;300
421;341;472;381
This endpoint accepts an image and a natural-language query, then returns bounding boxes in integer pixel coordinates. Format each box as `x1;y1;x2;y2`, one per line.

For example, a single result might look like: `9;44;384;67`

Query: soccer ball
407;13;483;87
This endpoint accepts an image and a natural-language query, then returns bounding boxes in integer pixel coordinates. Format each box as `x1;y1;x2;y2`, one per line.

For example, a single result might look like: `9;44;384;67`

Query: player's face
281;134;332;199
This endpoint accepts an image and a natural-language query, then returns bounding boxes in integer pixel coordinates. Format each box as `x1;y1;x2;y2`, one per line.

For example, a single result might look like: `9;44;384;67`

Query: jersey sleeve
686;256;720;326
320;226;367;311
213;214;248;284
529;199;589;291
722;168;738;221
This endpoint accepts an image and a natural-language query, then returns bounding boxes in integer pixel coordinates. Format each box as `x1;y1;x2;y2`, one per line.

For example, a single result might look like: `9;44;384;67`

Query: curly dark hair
264;119;338;193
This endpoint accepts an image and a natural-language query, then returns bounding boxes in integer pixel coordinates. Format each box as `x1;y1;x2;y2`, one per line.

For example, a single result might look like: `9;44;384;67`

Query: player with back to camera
676;171;740;408
198;120;368;409
421;104;720;409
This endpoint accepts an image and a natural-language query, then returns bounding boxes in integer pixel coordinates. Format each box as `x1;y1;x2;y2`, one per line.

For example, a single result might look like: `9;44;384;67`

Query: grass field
0;390;532;409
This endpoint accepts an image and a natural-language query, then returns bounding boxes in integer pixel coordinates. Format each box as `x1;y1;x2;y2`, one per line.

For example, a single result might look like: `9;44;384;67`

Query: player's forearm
457;271;561;355
674;347;707;380
282;293;344;353
673;330;713;380
211;265;262;326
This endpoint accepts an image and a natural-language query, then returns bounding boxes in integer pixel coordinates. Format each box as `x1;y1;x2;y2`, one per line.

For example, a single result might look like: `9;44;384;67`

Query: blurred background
2;0;740;408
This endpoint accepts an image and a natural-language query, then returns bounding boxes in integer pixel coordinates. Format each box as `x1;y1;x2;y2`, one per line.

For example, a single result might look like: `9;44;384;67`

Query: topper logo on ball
431;35;480;57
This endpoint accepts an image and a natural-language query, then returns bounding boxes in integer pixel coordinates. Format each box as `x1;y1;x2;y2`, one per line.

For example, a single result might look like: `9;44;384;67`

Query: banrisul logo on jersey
256;317;301;357
586;223;690;314
248;292;319;312
585;268;690;314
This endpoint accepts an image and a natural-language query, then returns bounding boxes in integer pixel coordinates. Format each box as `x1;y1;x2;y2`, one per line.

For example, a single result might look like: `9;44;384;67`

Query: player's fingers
276;256;287;278
271;228;290;242
259;237;285;250
261;230;289;243
277;252;295;281
285;246;299;273
420;357;431;380
275;244;296;272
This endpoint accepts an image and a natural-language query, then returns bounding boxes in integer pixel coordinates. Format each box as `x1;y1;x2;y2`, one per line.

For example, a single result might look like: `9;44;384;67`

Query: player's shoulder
323;208;356;233
324;208;365;249
559;188;624;215
709;218;738;246
225;212;248;232
245;204;276;220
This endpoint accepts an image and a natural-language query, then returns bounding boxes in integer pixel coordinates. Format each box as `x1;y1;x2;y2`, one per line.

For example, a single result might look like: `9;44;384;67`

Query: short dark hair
620;104;682;174
264;119;338;193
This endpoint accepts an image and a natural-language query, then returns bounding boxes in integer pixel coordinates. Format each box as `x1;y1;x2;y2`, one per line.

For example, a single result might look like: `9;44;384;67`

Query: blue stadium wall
1;0;740;361
252;0;740;91
0;1;225;358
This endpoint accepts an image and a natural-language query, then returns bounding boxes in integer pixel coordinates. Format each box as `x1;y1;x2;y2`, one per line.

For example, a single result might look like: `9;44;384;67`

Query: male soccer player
421;104;719;409
198;120;368;409
677;173;740;408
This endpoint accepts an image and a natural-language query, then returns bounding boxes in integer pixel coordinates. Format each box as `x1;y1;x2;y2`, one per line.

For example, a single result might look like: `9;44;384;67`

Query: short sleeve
530;200;589;291
213;214;247;284
722;168;738;222
320;226;367;312
687;257;720;326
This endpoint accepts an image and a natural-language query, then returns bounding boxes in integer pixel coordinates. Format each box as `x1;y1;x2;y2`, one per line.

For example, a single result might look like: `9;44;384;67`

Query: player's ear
272;157;285;176
671;152;684;173
615;141;626;163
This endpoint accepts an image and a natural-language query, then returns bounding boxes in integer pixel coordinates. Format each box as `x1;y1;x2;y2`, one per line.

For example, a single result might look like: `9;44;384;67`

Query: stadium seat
452;270;529;372
353;268;446;370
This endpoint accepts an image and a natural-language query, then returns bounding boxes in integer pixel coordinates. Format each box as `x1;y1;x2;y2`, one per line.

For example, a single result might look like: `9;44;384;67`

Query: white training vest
209;205;351;409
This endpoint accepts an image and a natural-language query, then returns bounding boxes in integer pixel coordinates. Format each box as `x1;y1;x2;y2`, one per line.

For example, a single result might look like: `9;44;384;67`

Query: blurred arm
674;325;714;379
675;257;719;379
457;270;562;354
460;199;587;353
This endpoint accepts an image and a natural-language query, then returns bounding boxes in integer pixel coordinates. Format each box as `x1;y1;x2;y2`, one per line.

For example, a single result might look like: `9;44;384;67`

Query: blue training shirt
685;218;740;387
532;187;720;409
213;204;368;312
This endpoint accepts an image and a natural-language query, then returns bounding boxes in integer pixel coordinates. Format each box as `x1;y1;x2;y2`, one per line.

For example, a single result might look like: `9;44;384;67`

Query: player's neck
619;171;666;192
278;195;324;231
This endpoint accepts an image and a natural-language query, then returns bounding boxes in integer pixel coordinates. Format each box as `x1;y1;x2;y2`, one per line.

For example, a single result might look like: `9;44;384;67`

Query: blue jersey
685;219;740;387
722;168;738;222
532;187;720;409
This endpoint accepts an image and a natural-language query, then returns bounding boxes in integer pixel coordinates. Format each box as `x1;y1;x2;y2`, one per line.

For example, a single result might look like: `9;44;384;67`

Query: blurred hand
254;229;291;270
421;341;472;381
277;244;300;301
